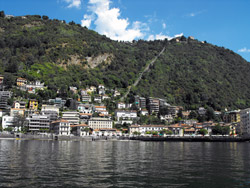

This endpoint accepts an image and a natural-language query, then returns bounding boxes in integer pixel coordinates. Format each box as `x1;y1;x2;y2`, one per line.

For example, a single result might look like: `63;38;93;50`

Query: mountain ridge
0;12;250;110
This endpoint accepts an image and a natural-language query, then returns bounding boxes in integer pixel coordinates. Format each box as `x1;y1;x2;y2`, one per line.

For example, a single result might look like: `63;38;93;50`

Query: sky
1;0;250;61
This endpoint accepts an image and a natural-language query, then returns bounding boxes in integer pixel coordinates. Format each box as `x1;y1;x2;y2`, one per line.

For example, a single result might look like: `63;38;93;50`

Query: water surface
0;140;250;187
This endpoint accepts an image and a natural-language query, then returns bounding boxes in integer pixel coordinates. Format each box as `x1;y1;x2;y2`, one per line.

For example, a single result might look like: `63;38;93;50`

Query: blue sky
1;0;250;61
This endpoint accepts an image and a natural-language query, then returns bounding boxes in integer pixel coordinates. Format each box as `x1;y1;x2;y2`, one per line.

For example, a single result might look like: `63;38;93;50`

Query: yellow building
29;99;38;110
0;75;4;85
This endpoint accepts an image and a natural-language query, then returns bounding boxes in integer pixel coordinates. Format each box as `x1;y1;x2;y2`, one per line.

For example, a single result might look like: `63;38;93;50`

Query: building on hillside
26;81;45;94
48;98;66;108
13;101;26;109
117;102;126;109
88;117;113;130
0;91;12;109
62;111;79;125
82;95;92;103
94;106;107;113
16;77;27;90
69;86;78;94
87;86;97;94
141;125;166;135
129;125;140;134
10;108;25;117
94;96;102;103
160;114;174;124
148;97;160;114
168;124;183;136
240;108;250;137
79;113;92;123
29;99;38;110
115;110;137;121
51;119;71;136
41;105;59;115
179;119;198;126
27;114;50;132
198;107;207;116
2;115;15;130
102;95;110;100
0;75;4;87
159;98;170;107
135;96;146;109
98;85;105;95
92;128;120;136
78;104;93;113
113;90;121;97
140;109;149;116
42;111;58;121
70;124;89;136
81;89;88;96
223;110;240;123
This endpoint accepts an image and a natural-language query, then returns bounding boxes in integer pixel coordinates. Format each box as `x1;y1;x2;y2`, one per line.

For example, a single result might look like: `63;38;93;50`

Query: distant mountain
0;12;250;110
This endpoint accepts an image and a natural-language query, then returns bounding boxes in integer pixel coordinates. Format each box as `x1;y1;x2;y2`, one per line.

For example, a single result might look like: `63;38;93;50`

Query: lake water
1;140;250;188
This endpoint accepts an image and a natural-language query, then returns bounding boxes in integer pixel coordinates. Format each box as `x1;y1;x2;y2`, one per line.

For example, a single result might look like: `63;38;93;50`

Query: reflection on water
1;140;250;187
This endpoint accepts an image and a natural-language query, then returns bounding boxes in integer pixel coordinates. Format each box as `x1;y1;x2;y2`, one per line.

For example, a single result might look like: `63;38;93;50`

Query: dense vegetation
1;11;250;110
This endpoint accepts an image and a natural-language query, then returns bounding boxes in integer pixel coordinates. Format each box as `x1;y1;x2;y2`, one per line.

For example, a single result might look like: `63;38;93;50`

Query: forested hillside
1;12;250;110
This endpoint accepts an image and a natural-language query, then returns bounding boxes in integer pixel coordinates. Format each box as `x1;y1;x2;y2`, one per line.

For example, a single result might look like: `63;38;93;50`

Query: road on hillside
121;47;166;101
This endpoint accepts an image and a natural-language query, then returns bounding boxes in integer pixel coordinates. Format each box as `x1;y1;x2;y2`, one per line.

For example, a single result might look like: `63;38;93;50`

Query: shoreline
0;133;250;142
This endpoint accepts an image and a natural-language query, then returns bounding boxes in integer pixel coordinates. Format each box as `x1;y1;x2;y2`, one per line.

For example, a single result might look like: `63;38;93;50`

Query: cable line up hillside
121;47;166;101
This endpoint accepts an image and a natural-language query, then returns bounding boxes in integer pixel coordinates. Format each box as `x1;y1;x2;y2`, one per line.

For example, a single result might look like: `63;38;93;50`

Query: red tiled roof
70;124;88;128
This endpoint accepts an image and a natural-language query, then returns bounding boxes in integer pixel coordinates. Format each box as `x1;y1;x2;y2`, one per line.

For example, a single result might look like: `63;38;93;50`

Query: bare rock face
86;53;113;69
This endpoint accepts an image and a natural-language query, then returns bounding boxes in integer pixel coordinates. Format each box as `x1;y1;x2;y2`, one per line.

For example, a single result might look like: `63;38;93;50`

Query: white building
26;81;45;94
78;104;93;113
82;95;92;103
88;117;113;130
13;101;26;109
94;106;107;113
71;124;89;136
41;105;59;115
140;109;149;116
2;115;15;130
115;110;137;121
62;111;79;125
51;119;71;136
27;114;50;132
117;102;126;109
10;108;25;117
139;125;166;135
94;96;102;103
240;108;250;137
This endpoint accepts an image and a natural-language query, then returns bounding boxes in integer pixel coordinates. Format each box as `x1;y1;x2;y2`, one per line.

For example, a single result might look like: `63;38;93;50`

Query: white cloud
238;47;250;53
81;0;183;42
147;32;184;41
81;14;92;27
174;33;183;38
64;0;81;9
162;23;166;29
186;10;205;17
81;0;144;41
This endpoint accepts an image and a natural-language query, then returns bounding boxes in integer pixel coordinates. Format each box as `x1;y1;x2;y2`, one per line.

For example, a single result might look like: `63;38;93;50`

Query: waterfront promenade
0;132;249;142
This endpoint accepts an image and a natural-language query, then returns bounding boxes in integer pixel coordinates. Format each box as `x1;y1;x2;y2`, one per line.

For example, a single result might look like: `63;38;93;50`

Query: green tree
13;115;27;132
206;107;215;121
212;124;223;135
198;128;208;136
4;127;13;132
222;126;230;135
0;11;5;18
133;131;141;136
188;111;198;119
177;109;183;119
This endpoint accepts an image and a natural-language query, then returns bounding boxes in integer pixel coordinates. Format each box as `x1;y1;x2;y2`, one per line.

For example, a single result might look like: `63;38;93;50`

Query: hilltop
0;12;250;110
